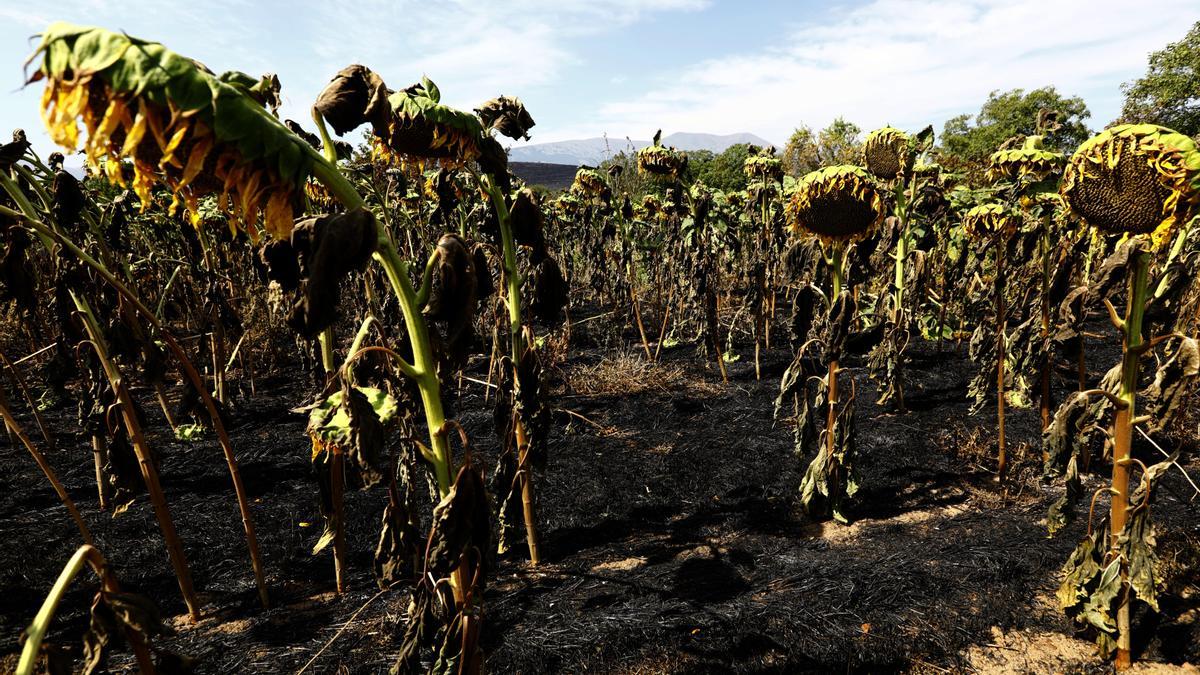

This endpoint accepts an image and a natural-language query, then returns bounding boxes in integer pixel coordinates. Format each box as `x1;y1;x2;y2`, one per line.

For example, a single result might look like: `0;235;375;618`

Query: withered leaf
314;65;392;136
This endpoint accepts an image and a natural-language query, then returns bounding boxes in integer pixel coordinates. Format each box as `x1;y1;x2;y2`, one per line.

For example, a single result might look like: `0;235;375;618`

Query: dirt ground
1;315;1198;673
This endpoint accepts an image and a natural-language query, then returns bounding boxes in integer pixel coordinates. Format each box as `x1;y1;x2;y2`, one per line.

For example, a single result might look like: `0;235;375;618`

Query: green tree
782;125;821;176
687;143;754;192
941;87;1091;162
817;117;862;166
1121;21;1200;136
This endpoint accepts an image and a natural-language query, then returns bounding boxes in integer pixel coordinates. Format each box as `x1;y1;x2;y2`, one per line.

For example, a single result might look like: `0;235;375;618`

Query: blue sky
2;0;1195;162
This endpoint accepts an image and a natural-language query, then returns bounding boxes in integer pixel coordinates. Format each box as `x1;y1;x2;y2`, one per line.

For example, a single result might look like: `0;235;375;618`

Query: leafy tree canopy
686;143;755;192
1121;21;1200;136
782;118;862;176
940;87;1091;163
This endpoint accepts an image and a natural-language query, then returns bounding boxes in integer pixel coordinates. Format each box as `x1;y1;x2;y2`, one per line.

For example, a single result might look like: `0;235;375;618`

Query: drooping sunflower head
29;23;315;240
743;146;783;181
1060;124;1200;248
474;95;535;141
863;127;912;180
986;135;1065;187
373;77;484;168
962;203;1019;239
640;194;662;220
636;130;687;179
786;165;887;243
572;168;608;196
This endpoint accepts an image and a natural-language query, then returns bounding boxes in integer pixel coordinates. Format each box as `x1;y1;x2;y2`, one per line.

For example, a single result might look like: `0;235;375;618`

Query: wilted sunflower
474;95;535;141
1060;123;1200;248
987;136;1064;186
640;194;663;220
29;23;314;240
863;127;913;180
571;168;608;196
637;130;686;179
373;78;484;167
743;147;783;181
786;165;886;243
962;203;1019;239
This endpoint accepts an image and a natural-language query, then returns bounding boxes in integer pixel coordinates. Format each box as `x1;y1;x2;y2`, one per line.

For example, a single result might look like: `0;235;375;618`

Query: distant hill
510;162;578;190
507;131;775;167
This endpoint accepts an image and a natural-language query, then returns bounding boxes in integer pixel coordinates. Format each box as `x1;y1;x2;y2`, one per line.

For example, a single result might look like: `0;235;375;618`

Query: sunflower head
474;95;535;141
572;168;608;196
986;135;1064;188
29;23;315;240
863;125;931;181
786;165;886;243
374;77;484;167
637;130;687;179
743;147;783;181
962;203;1019;239
1060;123;1200;248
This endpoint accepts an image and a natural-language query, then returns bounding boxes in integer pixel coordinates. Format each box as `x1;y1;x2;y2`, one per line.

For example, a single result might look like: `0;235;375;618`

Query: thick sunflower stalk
780;165;886;523
962;203;1021;479
1053;123;1200;669
862;125;934;411
744;146;785;379
313;62;557;670
986;120;1068;432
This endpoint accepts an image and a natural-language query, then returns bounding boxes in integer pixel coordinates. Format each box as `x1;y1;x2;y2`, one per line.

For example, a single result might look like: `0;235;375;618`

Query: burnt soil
1;315;1198;674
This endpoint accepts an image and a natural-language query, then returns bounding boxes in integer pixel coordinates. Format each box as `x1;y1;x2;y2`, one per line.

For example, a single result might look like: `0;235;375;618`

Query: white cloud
579;0;1197;143
304;0;709;105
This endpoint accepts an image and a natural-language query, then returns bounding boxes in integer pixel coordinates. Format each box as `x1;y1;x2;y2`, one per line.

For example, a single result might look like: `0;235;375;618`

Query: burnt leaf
374;500;420;588
528;255;568;325
51;169;86;226
824;290;854;364
476;135;511;193
799;386;859;524
423;234;478;362
508;188;545;250
306;383;397;490
1140;336;1199;433
789;283;823;344
0;223;36;314
288;208;378;337
83;590;170;675
427;463;490;582
314;65;392;136
255;238;301;291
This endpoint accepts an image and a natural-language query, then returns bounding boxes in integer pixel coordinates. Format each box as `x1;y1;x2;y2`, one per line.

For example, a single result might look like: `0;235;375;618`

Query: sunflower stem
481;174;541;565
1111;246;1150;671
17;546;154;675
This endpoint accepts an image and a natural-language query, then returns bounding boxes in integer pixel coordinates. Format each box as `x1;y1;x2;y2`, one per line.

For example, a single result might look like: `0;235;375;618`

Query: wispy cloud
578;0;1195;143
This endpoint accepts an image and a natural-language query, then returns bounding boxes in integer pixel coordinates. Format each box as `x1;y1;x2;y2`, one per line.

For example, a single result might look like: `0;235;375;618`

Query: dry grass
565;352;690;396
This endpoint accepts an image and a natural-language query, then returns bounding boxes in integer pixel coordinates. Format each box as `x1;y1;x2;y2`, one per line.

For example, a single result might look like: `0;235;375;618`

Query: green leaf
307;385;397;443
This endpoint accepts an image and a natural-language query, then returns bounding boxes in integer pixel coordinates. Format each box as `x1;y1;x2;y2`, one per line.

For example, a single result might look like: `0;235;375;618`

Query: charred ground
1;320;1197;673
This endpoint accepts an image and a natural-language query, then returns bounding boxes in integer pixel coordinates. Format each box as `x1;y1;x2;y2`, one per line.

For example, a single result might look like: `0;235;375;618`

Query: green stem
373;238;453;496
480;173;541;564
318;329;336;375
1111;246;1150;669
18;546;153;675
481;177;525;361
311;109;340;165
893;184;909;310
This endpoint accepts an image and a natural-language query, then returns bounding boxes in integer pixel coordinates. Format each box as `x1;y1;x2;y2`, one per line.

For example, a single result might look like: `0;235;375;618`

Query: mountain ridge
507;131;776;166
